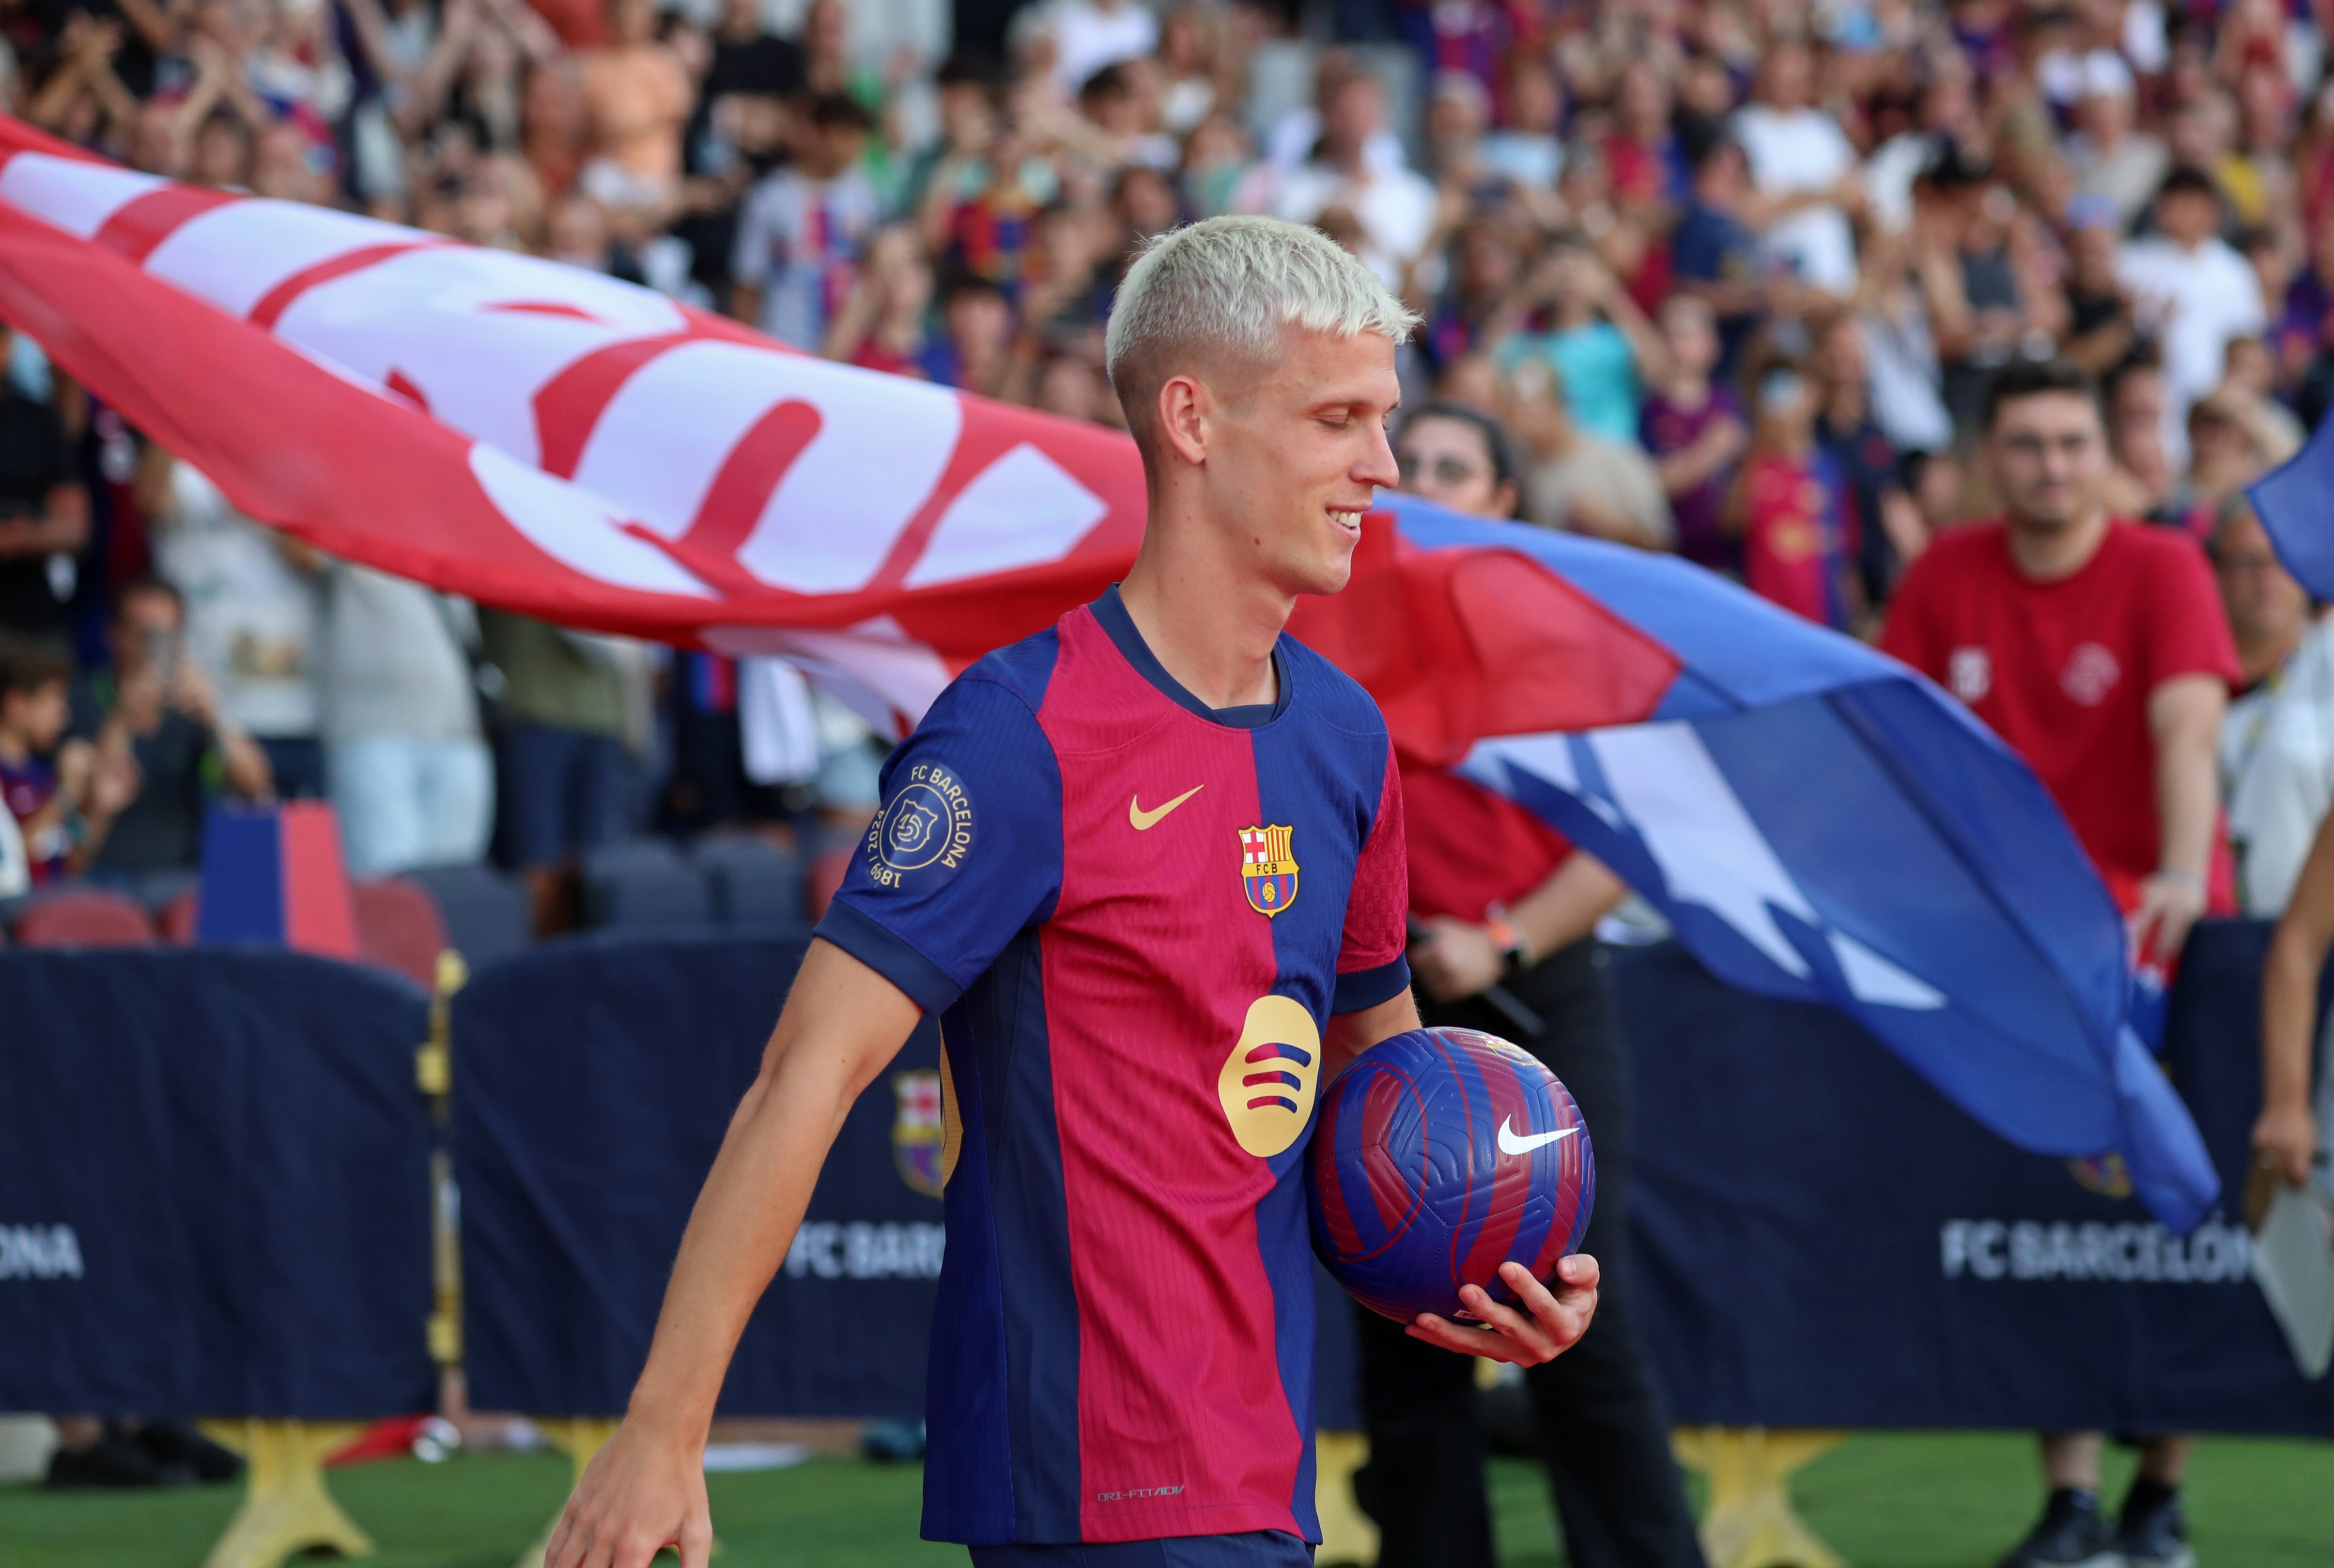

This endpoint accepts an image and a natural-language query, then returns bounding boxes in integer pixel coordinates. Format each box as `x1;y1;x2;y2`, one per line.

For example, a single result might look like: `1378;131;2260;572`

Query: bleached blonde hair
1104;216;1419;439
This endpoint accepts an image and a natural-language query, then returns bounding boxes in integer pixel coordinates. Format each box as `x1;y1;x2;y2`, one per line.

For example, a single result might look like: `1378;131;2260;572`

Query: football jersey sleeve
1334;739;1412;1015
814;676;1063;1014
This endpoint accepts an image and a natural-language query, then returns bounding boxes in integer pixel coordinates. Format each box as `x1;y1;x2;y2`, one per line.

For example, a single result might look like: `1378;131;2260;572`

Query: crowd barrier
0;923;2325;1568
1614;924;2332;1436
453;930;941;1421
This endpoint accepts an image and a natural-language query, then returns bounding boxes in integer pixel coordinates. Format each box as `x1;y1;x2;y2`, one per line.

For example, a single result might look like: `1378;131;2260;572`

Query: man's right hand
2252;1100;2321;1190
544;1417;712;1568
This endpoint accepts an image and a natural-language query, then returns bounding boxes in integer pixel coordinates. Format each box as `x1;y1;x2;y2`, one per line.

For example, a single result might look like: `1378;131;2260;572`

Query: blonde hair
1104;215;1418;435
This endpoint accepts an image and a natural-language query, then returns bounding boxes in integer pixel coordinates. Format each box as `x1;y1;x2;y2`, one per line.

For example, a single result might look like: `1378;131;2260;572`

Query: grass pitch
0;1432;2327;1567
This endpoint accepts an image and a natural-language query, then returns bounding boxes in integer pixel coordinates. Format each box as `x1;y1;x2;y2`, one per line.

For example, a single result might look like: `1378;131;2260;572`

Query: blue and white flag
1299;496;2219;1233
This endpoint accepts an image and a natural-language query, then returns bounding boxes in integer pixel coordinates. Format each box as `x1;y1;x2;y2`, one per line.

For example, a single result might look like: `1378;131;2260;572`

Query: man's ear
1156;372;1210;468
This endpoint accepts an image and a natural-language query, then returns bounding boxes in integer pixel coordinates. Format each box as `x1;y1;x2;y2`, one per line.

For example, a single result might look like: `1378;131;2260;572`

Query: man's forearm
623;1058;854;1439
2149;676;2225;881
1508;851;1627;960
2152;727;2219;881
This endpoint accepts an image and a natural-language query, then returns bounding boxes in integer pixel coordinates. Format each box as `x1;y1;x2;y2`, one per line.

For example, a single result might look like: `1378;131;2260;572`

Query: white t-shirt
1731;104;1860;294
731;165;885;352
2223;614;2334;916
2115;235;2268;465
154;463;320;739
1271;163;1438;289
1031;0;1157;94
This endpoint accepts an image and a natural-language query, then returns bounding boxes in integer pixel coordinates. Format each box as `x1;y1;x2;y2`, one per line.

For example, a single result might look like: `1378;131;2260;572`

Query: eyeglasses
1397;454;1485;486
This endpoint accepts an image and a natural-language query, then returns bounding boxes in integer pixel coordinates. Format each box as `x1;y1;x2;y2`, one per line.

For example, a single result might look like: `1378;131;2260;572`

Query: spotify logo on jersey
1217;996;1322;1158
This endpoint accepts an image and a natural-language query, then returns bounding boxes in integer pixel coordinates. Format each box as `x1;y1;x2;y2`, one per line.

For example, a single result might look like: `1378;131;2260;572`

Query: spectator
478;609;632;932
1730;365;1863;631
318;564;494;879
139;448;325;800
576;0;692;218
1730;40;1863;297
1268;63;1437;289
1882;360;2238;1568
1512;360;1673;550
1377;397;1704;1568
2068;56;2169;228
0;636;127;884
2215;497;2334;916
1670;138;1766;374
1641;293;1748;575
75;578;273;878
1497;237;1671;446
0;320;88;651
2118;167;2270;467
731;91;881;350
1812;311;1926;606
1393;400;1520;519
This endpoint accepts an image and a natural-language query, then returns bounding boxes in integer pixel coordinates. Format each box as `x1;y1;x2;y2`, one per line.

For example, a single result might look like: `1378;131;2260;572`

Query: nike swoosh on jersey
1497;1117;1577;1157
1129;784;1204;830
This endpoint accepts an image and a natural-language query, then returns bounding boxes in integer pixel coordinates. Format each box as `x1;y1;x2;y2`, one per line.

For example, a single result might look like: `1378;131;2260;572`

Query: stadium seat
157;889;200;943
399;863;531;969
353;878;451;991
580;841;713;930
691;834;807;929
11;889;157;948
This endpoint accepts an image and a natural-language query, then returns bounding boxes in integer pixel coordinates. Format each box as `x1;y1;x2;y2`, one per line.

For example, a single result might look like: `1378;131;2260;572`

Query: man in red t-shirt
1880;359;2236;1568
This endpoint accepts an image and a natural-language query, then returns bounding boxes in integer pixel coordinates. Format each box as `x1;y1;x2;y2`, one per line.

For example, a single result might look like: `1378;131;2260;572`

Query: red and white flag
0;117;1145;732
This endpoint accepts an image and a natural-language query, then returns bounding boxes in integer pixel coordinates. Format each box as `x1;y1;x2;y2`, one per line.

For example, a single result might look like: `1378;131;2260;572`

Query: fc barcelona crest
892;1070;946;1199
1239;824;1300;918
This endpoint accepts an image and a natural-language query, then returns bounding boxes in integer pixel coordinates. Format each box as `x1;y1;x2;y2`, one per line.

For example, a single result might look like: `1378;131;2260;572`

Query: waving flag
0;118;2215;1229
2250;404;2334;598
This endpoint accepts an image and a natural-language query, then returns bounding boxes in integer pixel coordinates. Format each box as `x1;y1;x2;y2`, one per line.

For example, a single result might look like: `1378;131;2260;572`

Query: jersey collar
1090;584;1292;730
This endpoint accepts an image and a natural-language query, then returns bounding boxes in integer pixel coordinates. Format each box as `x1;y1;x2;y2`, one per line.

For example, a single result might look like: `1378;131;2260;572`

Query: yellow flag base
1314;1430;1379;1566
1672;1426;1847;1568
196;1420;375;1568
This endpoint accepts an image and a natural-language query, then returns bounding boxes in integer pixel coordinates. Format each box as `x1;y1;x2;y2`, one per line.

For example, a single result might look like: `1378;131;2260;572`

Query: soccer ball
1307;1026;1594;1323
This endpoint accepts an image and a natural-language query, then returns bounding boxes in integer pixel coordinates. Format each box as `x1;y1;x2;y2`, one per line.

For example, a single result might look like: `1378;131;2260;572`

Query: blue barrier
0;950;435;1418
1617;921;2332;1434
452;931;943;1418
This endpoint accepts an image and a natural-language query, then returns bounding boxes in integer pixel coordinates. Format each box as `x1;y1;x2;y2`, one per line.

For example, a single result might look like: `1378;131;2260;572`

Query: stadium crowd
1;0;2332;1557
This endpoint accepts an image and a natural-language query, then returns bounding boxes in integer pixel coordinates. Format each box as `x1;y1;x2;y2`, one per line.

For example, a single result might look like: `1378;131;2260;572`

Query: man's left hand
1409;916;1502;1003
1407;1256;1599;1366
2130;869;2207;961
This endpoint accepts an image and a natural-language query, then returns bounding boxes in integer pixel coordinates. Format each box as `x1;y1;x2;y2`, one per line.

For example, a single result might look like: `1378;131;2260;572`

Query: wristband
2154;867;2205;893
1484;905;1534;980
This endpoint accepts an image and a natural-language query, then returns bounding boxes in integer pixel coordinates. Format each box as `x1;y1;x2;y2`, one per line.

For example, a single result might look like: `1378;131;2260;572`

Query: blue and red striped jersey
815;586;1411;1547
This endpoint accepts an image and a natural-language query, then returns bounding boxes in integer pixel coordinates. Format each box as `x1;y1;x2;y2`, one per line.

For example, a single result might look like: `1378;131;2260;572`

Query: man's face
111;589;183;674
1397;415;1506;517
1323;77;1383;154
1197;327;1402;597
1986;391;2110;530
2215;508;2308;646
2158;188;2219;248
1760;47;1810;112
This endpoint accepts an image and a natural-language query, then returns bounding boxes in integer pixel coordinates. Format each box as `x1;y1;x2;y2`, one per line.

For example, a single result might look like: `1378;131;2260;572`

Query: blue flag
2248;404;2334;598
1368;496;2220;1233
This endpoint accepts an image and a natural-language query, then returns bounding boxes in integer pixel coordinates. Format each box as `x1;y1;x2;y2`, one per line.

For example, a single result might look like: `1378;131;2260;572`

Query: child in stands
1730;367;1863;631
0;636;126;884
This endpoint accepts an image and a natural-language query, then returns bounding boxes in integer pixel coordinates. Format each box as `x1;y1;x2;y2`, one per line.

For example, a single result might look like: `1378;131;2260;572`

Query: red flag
0;118;1144;730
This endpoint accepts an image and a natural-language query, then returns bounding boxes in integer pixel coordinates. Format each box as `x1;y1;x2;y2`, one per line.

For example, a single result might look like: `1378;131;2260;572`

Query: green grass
1;1434;2328;1567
